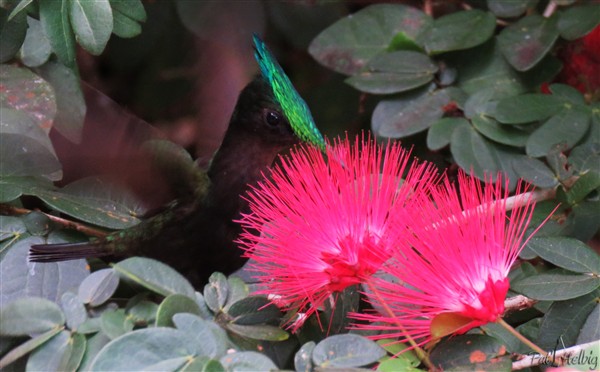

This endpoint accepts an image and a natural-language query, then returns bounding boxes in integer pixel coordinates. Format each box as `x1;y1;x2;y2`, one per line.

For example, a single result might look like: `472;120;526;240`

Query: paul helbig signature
529;347;598;370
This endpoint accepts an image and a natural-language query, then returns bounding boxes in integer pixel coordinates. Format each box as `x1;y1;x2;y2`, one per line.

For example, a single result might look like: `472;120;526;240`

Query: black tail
29;242;109;263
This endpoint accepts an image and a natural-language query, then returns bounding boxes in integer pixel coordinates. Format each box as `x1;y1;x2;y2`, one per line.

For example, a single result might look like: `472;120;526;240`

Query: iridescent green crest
253;35;326;150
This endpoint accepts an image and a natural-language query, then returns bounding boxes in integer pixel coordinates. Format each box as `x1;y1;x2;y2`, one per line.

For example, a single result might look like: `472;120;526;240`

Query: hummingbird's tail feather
29;242;110;262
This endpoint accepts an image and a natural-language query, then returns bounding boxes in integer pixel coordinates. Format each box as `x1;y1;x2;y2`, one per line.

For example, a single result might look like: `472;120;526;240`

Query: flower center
460;276;509;324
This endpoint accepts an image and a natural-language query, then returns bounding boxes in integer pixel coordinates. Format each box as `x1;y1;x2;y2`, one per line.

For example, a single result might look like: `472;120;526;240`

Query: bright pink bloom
237;135;438;331
353;173;542;345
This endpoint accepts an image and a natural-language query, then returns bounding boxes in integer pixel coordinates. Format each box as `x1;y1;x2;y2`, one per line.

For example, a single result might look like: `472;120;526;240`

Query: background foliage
1;0;599;371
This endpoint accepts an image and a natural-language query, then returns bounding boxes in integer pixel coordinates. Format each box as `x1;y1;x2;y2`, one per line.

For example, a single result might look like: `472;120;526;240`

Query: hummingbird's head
250;34;326;150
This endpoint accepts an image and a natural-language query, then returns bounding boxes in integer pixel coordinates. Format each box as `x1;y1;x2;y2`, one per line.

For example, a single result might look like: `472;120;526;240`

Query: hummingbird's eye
264;110;282;127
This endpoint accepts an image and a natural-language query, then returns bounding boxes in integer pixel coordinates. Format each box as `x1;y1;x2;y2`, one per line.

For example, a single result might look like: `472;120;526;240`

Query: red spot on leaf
469;350;487;363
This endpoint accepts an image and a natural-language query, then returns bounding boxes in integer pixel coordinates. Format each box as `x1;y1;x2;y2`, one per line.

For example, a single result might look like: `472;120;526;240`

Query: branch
504;295;537;315
0;204;108;238
512;340;600;370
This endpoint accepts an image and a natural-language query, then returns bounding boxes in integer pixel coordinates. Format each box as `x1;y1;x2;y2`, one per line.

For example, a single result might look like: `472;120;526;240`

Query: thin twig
0;204;108;238
503;295;538;314
512;340;600;370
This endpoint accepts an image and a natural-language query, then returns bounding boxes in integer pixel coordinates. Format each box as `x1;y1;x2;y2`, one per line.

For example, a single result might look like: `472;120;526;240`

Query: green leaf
495;94;563;124
155;294;202;327
512;156;558;188
569;143;600;174
223;276;248;311
312;334;386;368
429;334;511;370
565;171;600;205
577;305;600;344
126;296;158;323
309;4;431;75
512;271;600;300
345;51;437;94
421;10;496;54
450;124;502;181
294;341;315;372
526;106;591;157
172;313;228;358
427;117;468;150
36;177;144;229
203;272;229;313
0;8;27;63
60;292;87;330
0;327;62;369
180;357;225;372
537;291;598;350
498;14;560;71
471;116;529;147
219;351;277;371
20;16;52;67
8;0;34;21
0;235;89;305
549;83;585;105
557;4;600;40
226;323;289;342
110;0;146;38
78;332;111;371
36;61;85;143
89;328;199;371
63;332;86;372
373;86;465;138
22;211;52;236
39;0;76;69
0;176;54;203
113;257;196;298
0;297;65;336
101;309;134;339
571;201;600;242
527;237;600;275
486;0;535;18
0;133;62;180
0;215;26;243
78;268;120;306
69;0;113;55
376;339;420;366
76;317;102;334
228;296;281;325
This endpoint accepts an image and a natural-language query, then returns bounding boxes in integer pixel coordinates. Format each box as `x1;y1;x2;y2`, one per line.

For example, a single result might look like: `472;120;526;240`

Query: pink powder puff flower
237;135;439;331
353;172;544;347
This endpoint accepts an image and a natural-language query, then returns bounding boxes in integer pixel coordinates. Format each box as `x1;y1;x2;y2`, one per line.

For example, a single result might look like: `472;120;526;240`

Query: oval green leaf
39;0;76;68
20;16;52;67
69;0;113;55
526;237;600;274
526;106;591;157
0;297;65;336
557;4;600;40
172;313;228;358
155;294;202;327
422;10;496;54
512;272;600;300
495;93;563;124
312;333;386;368
512;156;559;188
219;351;277;371
60;292;87;330
78;268;120;306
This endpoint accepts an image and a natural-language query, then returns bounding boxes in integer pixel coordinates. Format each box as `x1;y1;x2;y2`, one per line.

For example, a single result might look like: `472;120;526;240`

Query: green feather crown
253;35;326;150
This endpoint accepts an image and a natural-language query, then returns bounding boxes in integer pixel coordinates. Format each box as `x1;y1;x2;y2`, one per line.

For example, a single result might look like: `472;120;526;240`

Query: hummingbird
30;35;326;287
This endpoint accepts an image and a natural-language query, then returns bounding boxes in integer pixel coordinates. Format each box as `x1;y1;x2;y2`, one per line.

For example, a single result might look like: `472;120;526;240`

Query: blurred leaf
577;305;599;344
571;201;600;242
172;313;228;358
549;83;585;105
512;271;600;300
429;334;511;370
64;332;86;371
373;86;465;138
101;309;134;339
22;211;52;236
227;323;289;342
0;297;65;336
495;93;563;124
0;8;26;63
76;317;102;335
7;0;34;21
512;156;559;188
155;294;202;327
346;51;437;94
20;16;52;67
471;116;529;147
0;176;54;203
526;106;591;157
110;0;147;38
294;341;315;372
450;125;503;181
557;4;600;40
0;235;89;306
78;332;111;371
219;351;277;371
526;237;600;274
113;257;196;298
126;295;158;323
427;117;468;150
89;328;198;371
0;327;62;370
309;4;431;75
60;292;87;330
537;290;598;350
36;177;144;229
180;357;225;372
204;272;229;313
569;143;600;174
69;0;113;55
228;296;281;325
312;334;386;368
486;0;537;18
376;339;420;366
223;276;248;311
78;268;120;307
421;10;495;54
564;171;600;205
39;0;76;69
0;215;26;243
36;61;85;143
498;14;559;71
27;330;84;372
0;133;62;180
